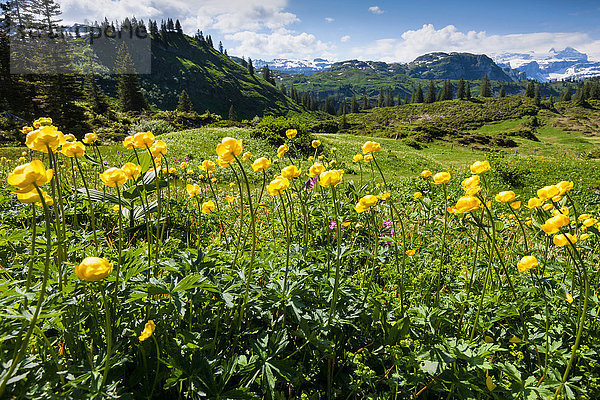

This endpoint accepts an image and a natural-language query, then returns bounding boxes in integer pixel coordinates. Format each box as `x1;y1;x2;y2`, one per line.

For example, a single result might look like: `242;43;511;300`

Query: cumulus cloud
225;29;331;59
325;17;334;23
351;24;600;62
341;35;351;43
368;6;384;15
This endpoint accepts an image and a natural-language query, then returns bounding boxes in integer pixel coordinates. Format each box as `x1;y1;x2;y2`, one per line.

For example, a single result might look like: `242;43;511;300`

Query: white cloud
351;24;600;62
325;17;334;23
368;6;384;15
225;29;331;59
341;35;351;42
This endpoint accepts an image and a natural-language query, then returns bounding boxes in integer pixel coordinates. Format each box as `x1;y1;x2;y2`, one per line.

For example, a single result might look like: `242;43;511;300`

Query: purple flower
329;221;337;230
103;161;109;166
305;177;317;190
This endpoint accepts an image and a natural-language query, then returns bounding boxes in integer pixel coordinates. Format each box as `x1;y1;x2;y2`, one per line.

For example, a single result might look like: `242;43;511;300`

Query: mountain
406;52;514;81
494;47;600;82
253;58;332;75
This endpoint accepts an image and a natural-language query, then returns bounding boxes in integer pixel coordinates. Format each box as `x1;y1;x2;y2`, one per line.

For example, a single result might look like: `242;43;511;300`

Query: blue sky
59;0;600;61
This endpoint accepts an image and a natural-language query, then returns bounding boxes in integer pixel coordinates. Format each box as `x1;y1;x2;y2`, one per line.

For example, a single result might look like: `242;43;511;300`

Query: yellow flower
286;129;298;139
517;255;538;272
139;320;155;341
541;222;558;235
112;204;121;212
433;172;451;184
200;160;216;172
542;203;553;211
557;181;574;195
308;163;325;178
150;140;167;158
420;170;432;178
461;175;480;189
7;160;53;193
75;257;112;281
277;144;289;158
26;125;66;153
122;162;141;180
510;201;521;209
537;185;560;201
201;200;215;214
180;162;188;169
186;184;201;197
61;141;86;158
217;157;231;168
133;131;155;149
82;132;98;144
578;214;591;221
281;165;301;179
546;214;570;229
330;147;337;153
267;176;290;196
362;141;381;154
318;169;343;188
242;152;252;161
21;126;34;135
100;168;127;187
16;189;53;206
123;135;135;149
495;191;516;203
353;154;363;162
378;191;390;201
580;233;589;240
455;196;481;213
406;249;416;256
225;195;235;204
311;140;321;148
187;168;194;175
64;134;76;142
414;192;422;199
252;157;271;172
470;160;490;174
363;154;373;162
583;218;597;227
566;293;574;304
354;194;378;213
554;233;577;247
559;206;569;215
465;186;481;196
527;198;543;209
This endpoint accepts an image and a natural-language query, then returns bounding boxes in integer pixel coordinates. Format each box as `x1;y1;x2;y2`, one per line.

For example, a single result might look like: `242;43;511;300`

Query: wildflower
527;198;543;209
225;196;235;204
139;320;155;341
330;147;337;153
186;168;194;175
112;204;121;212
465;186;481;196
16;189;53;206
517;255;538;272
201;200;215;214
537;185;560;201
406;249;416;256
281;165;301;179
420;170;432;178
461;175;480;189
557;181;574;195
455;196;481;213
580;233;589;240
64;134;76;142
216;137;243;162
583;218;597;227
470;160;490;174
318;170;343;188
123;136;134;149
133;131;155;149
353;154;363;162
217;157;231;168
251;157;271;172
495;191;516;203
308;163;326;178
122;162;141;180
363;154;373;162
7;160;53;193
553;233;577;247
414;192;422;199
559;206;569;215
100;168;127;187
21;126;34;135
286;129;298;139
362;141;381;154
433;172;451;184
150;140;167;158
26;125;66;153
378;191;390;201
82;132;98;144
354;194;378;213
311;140;321;148
510;201;521;209
180;161;188;169
578;214;591;221
277;144;289;158
267;176;290;195
75;257;112;281
186;184;201;197
546;214;570;229
566;293;574;304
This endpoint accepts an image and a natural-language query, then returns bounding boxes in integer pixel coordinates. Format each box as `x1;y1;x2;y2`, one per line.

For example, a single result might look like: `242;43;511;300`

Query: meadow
1;118;600;399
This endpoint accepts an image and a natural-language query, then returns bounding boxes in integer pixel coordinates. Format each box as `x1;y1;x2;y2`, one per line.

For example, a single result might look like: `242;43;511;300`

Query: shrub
251;116;312;153
129;119;175;136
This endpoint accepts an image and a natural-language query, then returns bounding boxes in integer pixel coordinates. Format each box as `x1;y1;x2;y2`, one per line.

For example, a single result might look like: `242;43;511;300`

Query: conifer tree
424;80;436;103
115;43;148;112
175;19;182;34
228;104;237;121
377;88;384;107
441;80;453;100
499;86;506;97
480;74;491;97
339;102;347;129
404;94;410;105
466;82;472;99
351;95;359;113
177;89;193;112
560;87;572;102
280;84;287;96
248;58;254;75
456;78;465;99
362;94;369;110
525;80;535;98
414;85;424;103
397;93;402;106
218;41;223;54
534;84;541;106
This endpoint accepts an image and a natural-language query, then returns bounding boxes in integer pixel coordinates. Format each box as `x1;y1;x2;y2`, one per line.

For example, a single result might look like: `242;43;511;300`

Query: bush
309;119;339;133
129;119;175;136
251;116;312;154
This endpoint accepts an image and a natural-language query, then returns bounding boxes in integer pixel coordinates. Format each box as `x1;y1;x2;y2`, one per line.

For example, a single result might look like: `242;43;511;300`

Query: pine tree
228;104;237;121
560;87;572;102
480;74;491;97
456;78;465;99
362;94;369;110
466;83;472;100
525;80;535;98
534;84;541;106
499;86;506;97
115;43;148;112
351;95;359;113
175;19;182;34
441;80;453;100
339;102;347;129
177;89;193;112
207;35;213;48
424;80;436;103
248;58;254;75
280;84;287;96
218;41;223;54
404;94;410;105
414;85;424;103
377;88;384;107
397;93;402;106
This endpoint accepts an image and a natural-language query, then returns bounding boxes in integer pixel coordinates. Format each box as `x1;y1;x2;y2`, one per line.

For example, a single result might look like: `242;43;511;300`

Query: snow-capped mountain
494;47;600;82
253;58;332;75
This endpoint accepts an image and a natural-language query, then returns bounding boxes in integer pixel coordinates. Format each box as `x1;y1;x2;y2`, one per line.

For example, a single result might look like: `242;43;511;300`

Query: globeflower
414;192;422;199
461;175;480;189
267;176;290;196
362;141;381;154
123;135;134;150
82;132;98;144
311;140;321;148
201;200;215;214
122;162;141;180
433;172;451;184
308;163;325;178
556;181;574;195
100;168;127;188
354;194;378;213
186;183;201;197
363;154;373;162
7;160;53;193
277;144;289;158
150;140;167;158
537;185;560;201
32;117;52;128
133;131;155;149
517;255;538;272
61;141;86;158
318;169;343;188
554;233;577;247
16;189;53;206
527;198;543;209
26;125;66;153
353;154;363;162
286;129;297;139
251;157;271;172
281;165;301;179
455;196;481;213
75;257;113;281
420;170;432;178
139;320;155;341
201;160;216;172
378;191;390;201
242;152;252;161
495;191;516;203
470;160;490;174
